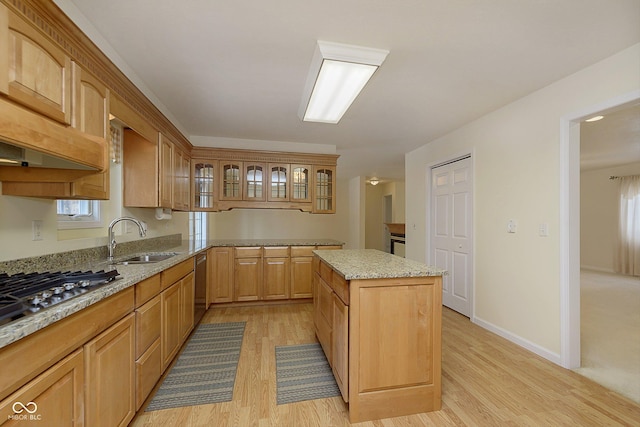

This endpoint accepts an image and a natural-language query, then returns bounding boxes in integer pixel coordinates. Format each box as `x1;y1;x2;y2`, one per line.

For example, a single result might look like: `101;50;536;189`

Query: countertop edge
0;238;344;349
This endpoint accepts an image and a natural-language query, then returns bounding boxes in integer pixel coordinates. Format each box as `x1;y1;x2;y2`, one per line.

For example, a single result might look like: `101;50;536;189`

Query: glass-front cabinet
189;147;338;213
268;163;289;201
219;161;243;201
313;165;336;214
290;164;311;203
244;162;266;201
192;159;217;210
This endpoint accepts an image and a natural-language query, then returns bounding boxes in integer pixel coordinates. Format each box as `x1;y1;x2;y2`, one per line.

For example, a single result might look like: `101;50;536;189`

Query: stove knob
29;295;43;305
63;282;76;291
51;286;64;295
41;290;52;298
78;280;91;288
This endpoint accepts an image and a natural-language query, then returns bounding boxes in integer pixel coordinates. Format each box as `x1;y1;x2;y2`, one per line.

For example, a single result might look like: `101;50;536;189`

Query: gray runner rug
146;321;245;411
275;342;340;404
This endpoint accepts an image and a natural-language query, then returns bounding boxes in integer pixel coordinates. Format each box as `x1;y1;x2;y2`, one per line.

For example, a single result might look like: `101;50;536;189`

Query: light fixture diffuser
299;41;389;124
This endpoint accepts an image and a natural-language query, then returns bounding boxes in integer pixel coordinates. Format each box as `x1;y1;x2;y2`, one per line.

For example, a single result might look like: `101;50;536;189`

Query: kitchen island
313;249;445;423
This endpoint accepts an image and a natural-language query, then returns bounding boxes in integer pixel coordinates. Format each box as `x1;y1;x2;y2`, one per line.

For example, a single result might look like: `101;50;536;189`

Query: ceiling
58;0;640;180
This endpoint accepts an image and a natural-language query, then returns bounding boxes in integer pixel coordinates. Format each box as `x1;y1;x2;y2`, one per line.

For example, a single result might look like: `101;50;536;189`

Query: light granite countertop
313;249;446;280
0;237;343;350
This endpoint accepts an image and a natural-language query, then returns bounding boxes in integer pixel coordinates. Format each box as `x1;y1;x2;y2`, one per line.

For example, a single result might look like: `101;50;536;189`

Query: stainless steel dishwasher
194;252;207;324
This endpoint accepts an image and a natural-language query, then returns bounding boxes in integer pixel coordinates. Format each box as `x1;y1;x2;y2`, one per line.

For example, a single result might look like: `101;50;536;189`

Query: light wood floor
131;304;640;426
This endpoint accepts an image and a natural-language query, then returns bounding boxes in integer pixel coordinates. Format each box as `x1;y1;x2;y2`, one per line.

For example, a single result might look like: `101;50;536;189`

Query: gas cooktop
0;269;120;325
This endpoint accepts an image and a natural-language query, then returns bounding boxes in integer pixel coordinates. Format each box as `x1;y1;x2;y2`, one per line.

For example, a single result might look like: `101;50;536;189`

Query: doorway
429;155;473;317
561;90;640;371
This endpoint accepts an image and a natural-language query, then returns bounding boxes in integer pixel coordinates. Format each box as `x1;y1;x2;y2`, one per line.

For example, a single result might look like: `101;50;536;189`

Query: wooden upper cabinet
172;146;190;211
192;159;217;211
123;128;160;208
290;164;311;203
313;165;336;214
219;161;242;201
268;163;289;202
0;4;71;124
244;162;266;201
159;134;173;209
69;62;110;199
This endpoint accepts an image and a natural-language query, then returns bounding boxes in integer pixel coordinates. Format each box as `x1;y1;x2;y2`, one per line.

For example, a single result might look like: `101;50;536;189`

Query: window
189;211;207;241
57;200;102;229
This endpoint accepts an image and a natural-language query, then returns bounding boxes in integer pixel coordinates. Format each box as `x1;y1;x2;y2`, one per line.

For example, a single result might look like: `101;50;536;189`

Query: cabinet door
84;313;135;427
291;256;314;299
219;161;242;201
192;159;217;210
172;147;189;211
290;164;311;203
317;278;333;364
1;5;72;124
268;163;289;201
332;294;349;402
0;349;83;426
180;272;195;342
123;129;159;207
243;162;266;201
209;247;233;303
263;256;290;300
234;256;262;301
159;135;173;208
135;295;161;359
313;166;336;213
161;282;182;371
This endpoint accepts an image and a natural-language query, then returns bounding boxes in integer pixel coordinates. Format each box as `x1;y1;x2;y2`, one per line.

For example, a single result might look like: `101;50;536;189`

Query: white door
430;156;473;317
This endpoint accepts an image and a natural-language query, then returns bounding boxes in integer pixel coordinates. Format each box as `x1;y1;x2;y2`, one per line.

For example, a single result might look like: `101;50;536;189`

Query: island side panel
348;276;442;423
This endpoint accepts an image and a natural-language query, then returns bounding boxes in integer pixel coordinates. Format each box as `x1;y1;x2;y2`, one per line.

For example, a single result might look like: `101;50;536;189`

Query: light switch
539;222;549;237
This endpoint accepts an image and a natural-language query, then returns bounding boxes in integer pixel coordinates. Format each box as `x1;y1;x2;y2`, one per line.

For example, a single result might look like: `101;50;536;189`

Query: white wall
581;162;640;272
406;43;640;360
208;177;350;245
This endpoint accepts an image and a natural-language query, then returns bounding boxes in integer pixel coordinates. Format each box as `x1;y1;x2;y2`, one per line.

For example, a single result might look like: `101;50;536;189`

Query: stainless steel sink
115;253;178;265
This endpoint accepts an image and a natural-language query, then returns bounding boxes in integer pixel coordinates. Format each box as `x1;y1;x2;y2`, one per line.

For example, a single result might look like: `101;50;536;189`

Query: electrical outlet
507;219;517;233
32;220;43;241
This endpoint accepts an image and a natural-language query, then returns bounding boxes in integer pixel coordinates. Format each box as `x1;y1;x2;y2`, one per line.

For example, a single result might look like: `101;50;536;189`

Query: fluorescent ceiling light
299;41;389;124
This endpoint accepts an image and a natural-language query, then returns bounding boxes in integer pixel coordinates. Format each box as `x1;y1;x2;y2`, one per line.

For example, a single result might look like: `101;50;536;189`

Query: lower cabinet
210;244;342;305
263;247;290;300
209;247;233;303
161;272;194;371
0;349;84;426
84;313;136;427
234;247;262;301
332;293;349;402
135;294;161;410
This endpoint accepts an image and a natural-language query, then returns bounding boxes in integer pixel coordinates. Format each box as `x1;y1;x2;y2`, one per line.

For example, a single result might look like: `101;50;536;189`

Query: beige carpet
576;269;640;403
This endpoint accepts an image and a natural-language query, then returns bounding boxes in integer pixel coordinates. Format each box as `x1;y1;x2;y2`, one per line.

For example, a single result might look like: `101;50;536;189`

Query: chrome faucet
107;217;147;261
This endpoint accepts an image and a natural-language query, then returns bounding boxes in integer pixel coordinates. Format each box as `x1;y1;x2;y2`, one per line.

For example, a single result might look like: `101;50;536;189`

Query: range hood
0;141;95;170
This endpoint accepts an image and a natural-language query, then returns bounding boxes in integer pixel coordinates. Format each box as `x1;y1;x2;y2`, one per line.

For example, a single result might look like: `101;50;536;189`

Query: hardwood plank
131;305;640;426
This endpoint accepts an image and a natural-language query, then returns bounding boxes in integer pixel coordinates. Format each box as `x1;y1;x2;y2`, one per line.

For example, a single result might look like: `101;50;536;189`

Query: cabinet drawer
291;246;315;257
332;273;349;306
235;247;262;258
161;258;194;289
135;338;161;411
135;274;161;307
264;246;289;257
135;295;161;358
320;260;333;283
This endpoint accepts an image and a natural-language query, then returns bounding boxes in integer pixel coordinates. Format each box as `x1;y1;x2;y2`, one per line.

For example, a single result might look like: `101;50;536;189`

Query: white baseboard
472;316;562;366
580;265;615;273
